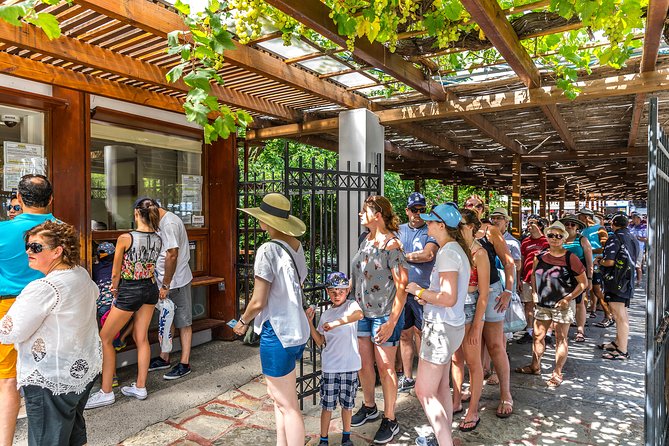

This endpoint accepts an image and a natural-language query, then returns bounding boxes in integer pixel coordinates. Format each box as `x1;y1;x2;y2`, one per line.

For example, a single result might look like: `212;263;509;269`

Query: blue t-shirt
0;213;56;296
398;223;438;288
582;225;602;251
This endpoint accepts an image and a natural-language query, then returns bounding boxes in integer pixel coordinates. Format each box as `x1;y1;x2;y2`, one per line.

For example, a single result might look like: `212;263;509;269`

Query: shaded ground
14;287;646;445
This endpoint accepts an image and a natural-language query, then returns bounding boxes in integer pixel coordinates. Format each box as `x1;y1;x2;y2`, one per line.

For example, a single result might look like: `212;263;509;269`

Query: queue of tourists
0;179;643;446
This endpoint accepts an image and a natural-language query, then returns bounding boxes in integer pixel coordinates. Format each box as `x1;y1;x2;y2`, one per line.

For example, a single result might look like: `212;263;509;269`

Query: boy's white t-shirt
423;241;470;326
317;299;362;373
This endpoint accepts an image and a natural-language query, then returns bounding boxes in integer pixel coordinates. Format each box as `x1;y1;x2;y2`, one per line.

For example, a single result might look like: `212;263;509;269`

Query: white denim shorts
419;321;464;365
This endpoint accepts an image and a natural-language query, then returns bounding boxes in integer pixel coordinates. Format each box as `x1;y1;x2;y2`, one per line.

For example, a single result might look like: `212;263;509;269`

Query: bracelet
587;277;593;280
504;289;512;294
239;317;248;326
416;288;425;298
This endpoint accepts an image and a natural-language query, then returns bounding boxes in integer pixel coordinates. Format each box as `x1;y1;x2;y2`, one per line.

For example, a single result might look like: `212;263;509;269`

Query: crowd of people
0;179;645;446
233;190;644;446
0;175;195;446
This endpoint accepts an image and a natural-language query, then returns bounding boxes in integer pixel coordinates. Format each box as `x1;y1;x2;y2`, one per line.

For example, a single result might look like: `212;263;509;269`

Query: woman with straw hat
560;214;593;343
515;221;587;388
233;193;309;446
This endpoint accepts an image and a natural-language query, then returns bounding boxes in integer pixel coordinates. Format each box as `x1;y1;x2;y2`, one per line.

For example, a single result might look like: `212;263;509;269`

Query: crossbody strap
269;240;303;283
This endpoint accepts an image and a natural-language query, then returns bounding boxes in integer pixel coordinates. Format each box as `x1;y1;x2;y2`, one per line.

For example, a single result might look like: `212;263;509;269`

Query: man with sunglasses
518;215;549;345
5;194;22;220
0;174;55;446
396;192;439;392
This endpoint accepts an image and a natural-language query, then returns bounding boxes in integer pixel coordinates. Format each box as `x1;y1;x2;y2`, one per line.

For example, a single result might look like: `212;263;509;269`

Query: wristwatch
161;283;170;291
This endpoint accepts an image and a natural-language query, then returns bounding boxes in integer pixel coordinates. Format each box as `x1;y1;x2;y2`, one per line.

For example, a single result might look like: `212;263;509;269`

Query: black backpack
601;234;633;295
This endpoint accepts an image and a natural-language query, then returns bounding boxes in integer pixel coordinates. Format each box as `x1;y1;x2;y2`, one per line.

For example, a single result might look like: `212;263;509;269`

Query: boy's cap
407;192;427;208
97;242;115;258
325;272;350;288
612;214;629;227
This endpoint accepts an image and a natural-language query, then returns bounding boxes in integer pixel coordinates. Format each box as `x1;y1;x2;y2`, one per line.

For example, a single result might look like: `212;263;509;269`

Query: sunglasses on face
546;233;564;240
25;242;50;253
409;207;426;214
564;222;579;228
465;203;484;210
6;205;21;212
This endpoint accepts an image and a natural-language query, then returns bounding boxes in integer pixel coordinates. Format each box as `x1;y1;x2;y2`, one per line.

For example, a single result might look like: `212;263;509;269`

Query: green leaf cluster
0;0;65;40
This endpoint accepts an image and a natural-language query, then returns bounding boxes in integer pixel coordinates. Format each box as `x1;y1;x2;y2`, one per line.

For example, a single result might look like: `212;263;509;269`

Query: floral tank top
350;235;408;318
121;231;162;280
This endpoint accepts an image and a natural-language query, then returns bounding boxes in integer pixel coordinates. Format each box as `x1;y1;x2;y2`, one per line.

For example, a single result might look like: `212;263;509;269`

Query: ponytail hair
135;198;160;231
364;195;400;232
445;223;474;267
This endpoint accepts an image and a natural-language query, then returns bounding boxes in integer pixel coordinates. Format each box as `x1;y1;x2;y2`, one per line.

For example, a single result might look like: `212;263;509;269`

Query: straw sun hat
239;193;306;237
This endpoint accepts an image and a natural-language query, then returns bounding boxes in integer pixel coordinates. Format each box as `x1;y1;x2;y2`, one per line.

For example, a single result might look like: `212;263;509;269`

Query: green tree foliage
0;0;64;40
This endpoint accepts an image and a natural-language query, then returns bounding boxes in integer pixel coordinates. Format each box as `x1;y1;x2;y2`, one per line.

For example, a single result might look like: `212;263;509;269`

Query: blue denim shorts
483;280;505;323
259;321;306;378
357;312;405;347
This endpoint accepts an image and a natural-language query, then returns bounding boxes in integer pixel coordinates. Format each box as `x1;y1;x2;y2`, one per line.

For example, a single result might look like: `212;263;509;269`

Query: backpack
601;234;633;295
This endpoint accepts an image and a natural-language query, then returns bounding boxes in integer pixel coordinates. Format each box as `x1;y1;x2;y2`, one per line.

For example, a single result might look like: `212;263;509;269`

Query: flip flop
486;371;499;385
453;405;464;415
514;365;540;375
496;400;513;418
602;349;630;360
574;333;586;343
546;373;563;388
596;341;618;351
459;417;481;432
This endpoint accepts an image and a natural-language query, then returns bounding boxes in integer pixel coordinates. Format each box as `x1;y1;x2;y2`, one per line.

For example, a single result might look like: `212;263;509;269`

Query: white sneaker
85;389;115;409
121;383;147;400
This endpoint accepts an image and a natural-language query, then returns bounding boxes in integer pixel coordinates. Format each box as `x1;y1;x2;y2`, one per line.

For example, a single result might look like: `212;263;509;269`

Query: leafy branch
0;0;64;40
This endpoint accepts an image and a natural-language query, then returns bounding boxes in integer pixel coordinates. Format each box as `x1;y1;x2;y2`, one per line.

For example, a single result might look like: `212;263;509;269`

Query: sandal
496;400;513;418
589;312;598;318
596;341;618;351
546;373;563;388
574;333;586;343
602;348;630;360
486;371;499;385
459;417;481;432
514;365;540;375
594;319;615;328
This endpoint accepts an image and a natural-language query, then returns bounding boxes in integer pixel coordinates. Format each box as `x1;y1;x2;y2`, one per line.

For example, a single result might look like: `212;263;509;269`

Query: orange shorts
0;298;17;380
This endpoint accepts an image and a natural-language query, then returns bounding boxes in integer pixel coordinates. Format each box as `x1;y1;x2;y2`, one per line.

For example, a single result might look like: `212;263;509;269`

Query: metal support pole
511;154;522;238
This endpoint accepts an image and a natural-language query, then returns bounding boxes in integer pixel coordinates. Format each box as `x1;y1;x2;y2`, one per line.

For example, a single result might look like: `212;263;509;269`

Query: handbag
503;292;527;333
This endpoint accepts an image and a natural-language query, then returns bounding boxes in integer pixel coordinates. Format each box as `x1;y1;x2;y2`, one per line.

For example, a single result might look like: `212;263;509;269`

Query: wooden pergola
1;0;667;212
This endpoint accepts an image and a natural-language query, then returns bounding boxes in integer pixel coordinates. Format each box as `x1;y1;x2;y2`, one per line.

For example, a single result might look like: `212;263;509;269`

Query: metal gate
646;97;669;446
237;140;382;407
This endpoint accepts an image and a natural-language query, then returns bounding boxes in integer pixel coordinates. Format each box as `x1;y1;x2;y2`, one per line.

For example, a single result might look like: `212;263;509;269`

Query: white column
338;109;384;275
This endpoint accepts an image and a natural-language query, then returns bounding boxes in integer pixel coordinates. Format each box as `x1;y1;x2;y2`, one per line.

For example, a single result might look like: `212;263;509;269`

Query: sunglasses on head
6;204;21;212
25;242;50;253
546;233;564;240
409;207;426;214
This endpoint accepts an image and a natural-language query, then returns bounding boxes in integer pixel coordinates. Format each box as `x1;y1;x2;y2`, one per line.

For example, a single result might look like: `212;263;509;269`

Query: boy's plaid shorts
320;371;358;411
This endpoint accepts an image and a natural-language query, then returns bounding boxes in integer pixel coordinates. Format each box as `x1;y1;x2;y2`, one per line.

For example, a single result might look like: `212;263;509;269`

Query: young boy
306;272;364;446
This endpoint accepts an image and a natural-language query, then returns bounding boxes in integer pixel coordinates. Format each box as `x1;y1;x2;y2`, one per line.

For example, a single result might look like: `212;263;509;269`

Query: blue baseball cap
325;272;350;289
407;192;427;208
420;202;462;228
97;242;116;258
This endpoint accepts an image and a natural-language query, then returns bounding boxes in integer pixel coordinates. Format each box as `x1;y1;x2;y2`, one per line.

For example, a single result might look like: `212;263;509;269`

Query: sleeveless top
478;226;501;285
534;251;577;308
563;234;586;261
121;231;162;280
468;246;483;287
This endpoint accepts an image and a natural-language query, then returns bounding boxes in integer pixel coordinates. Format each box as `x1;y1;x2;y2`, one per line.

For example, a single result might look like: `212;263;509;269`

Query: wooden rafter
0;21;300;121
461;0;575;151
627;0;669;156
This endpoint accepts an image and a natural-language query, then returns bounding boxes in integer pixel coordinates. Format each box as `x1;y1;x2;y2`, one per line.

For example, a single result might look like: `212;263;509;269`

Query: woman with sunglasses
516;222;587;388
462;194;515;418
560;214;593;343
406;203;471;446
6;194;22;220
0;221;101;446
86;198;162;409
349;195;408;445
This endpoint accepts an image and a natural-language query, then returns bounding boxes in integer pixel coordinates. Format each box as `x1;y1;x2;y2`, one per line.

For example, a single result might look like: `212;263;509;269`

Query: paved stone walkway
120;287;646;446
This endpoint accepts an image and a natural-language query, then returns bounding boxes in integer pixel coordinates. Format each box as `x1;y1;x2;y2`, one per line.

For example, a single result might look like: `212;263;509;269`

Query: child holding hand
306;272;364;446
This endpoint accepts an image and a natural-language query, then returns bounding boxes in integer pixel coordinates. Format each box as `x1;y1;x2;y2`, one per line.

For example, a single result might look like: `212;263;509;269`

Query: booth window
90;121;203;230
1;105;45;219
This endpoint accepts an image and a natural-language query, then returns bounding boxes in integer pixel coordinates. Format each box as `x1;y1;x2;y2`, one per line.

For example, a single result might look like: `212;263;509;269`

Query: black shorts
605;293;630;308
24;379;95;446
403;296;424;330
115;278;159;312
575;293;583;304
592;271;604;287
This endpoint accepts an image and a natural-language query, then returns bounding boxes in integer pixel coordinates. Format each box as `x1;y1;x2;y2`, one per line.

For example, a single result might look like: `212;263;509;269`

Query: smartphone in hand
227;319;238;329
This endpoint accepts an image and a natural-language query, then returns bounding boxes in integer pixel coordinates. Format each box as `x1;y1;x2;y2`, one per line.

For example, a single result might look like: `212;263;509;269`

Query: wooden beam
463;113;526;155
0;51;187;114
392;122;471;157
264;0;446;101
0;21;299;121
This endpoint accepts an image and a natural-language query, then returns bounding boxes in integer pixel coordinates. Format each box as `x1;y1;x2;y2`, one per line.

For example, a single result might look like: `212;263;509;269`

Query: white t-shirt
253;240;310;348
155;211;193;289
423;241;470;326
317;299;362;373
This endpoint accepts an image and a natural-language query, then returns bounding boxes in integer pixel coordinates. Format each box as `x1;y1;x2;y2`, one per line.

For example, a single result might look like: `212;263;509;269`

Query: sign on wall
3;141;46;191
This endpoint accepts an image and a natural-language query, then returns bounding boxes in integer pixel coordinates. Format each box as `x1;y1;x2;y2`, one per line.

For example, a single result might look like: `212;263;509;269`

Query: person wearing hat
577;208;613;328
596;214;639;360
405;203;471;445
516;221;587;388
233;193;310;446
86;198;162;409
349;195;407;444
560;215;593;343
490;207;521;286
305;272;363;446
397;192;439;393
